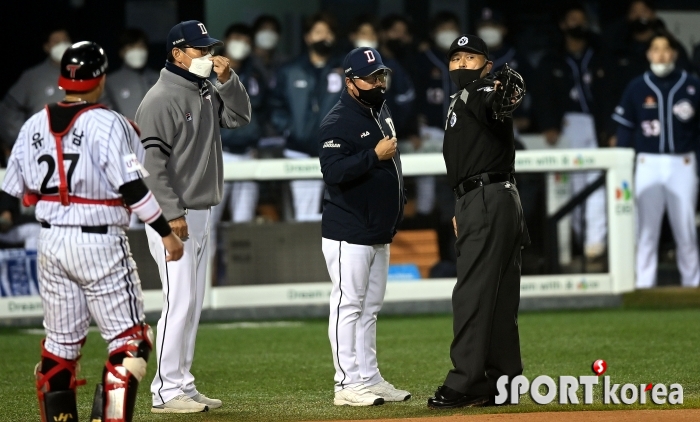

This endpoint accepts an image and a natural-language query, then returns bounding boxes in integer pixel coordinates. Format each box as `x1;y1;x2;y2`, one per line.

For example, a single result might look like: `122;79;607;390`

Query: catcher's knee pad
93;323;153;422
35;340;86;422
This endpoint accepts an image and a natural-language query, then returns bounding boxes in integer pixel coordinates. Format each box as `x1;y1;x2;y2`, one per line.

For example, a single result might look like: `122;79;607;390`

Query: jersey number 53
640;119;661;137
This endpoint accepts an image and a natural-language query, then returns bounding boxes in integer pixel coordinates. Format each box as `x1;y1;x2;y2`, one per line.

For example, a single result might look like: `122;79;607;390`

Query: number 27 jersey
2;103;146;227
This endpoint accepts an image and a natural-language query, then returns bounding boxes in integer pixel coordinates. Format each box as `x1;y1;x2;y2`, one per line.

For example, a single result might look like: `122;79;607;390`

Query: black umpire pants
444;181;528;397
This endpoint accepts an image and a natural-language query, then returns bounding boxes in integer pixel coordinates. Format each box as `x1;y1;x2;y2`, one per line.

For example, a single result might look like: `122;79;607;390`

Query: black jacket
319;90;405;245
443;76;515;188
534;46;609;141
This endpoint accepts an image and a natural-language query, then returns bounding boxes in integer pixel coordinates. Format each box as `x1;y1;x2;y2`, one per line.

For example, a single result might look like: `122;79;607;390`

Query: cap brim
58;75;102;92
353;64;391;77
188;37;223;48
448;46;488;59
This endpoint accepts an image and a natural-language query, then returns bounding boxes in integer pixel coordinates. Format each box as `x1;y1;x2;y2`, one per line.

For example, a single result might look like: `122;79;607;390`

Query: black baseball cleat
427;385;489;409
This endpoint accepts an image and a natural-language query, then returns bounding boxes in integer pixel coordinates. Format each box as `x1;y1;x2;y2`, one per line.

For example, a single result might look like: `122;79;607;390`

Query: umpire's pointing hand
375;136;398;161
211;56;231;83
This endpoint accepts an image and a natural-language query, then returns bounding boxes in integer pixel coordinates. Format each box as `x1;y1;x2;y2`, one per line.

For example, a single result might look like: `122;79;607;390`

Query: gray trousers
444;181;527;397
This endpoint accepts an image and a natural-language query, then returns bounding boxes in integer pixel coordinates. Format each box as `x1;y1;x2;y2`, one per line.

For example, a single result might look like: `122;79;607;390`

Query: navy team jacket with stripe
613;69;700;154
318;90;405;246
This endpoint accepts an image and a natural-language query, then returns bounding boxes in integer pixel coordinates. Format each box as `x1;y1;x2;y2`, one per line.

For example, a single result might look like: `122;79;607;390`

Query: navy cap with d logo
166;20;223;52
343;47;391;78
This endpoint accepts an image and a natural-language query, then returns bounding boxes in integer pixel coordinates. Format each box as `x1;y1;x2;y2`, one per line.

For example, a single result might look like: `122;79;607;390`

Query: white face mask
124;47;148;69
183;52;213;78
650;62;675;77
435;30;459;50
255;30;279;50
477;27;503;48
226;40;251;60
354;38;378;49
50;41;71;62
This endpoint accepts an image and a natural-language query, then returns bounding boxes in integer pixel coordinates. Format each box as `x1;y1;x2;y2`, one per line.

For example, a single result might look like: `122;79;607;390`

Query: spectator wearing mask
210;23;266;247
604;0;693;135
105;29;160;230
350;15;416;141
269;12;344;221
411;11;461;219
534;3;609;261
0;27;71;149
105;28;159;120
378;14;418;80
415;11;461;140
476;7;534;132
251;14;288;87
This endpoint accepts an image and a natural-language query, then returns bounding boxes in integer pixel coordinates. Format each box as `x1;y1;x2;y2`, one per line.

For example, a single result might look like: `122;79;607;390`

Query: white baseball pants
323;237;389;392
147;209;211;405
211;151;259;224
38;225;144;360
562;112;607;254
635;152;700;288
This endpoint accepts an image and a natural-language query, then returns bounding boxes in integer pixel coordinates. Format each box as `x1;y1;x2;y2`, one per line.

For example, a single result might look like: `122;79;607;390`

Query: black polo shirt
442;76;515;189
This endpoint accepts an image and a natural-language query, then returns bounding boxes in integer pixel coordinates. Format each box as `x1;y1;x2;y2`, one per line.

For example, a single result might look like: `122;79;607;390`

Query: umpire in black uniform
428;34;528;409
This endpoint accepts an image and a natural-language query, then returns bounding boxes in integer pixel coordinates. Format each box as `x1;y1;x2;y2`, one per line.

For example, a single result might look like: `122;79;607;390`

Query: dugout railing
0;145;635;321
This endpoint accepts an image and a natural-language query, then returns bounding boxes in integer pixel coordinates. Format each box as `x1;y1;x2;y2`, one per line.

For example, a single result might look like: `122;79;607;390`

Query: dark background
3;0;700;101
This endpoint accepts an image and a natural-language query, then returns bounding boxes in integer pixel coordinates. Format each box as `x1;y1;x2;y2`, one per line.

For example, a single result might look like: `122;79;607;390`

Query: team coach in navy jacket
318;47;410;407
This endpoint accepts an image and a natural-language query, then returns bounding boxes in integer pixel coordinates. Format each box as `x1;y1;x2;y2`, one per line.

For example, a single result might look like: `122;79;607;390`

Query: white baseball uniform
209;151;259;262
2;103;147;360
283;149;325;222
561;112;607;256
146;208;211;403
635;152;700;288
323;238;390;391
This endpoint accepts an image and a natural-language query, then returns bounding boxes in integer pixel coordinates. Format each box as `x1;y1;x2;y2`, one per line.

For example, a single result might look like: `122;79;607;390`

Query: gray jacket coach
136;62;251;221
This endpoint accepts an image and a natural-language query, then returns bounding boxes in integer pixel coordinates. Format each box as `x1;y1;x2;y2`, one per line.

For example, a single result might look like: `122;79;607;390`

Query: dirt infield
316;409;700;422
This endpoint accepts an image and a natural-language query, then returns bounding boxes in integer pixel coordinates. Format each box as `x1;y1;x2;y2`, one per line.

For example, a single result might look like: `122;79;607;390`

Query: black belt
40;222;109;234
453;173;515;199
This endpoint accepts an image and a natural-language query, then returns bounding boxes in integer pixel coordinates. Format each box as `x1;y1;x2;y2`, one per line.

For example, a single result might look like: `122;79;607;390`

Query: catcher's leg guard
93;324;153;422
35;340;86;422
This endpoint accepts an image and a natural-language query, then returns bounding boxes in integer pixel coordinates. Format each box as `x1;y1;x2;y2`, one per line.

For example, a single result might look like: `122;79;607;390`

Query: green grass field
2;304;700;421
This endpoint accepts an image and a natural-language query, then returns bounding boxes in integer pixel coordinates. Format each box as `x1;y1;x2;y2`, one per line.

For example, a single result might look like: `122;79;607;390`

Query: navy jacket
534;47;609;139
269;54;344;156
489;44;534;122
613;69;700;154
382;57;416;137
319;90;405;245
415;47;456;128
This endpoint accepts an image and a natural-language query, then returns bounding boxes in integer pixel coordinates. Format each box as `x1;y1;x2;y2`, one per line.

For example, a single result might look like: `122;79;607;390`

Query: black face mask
449;63;487;90
564;26;589;40
385;39;408;58
351;80;386;107
310;40;333;56
630;18;657;34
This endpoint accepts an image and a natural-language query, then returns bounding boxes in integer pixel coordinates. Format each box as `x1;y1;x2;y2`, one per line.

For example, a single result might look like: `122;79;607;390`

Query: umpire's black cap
58;41;108;92
167;20;222;52
447;34;489;59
